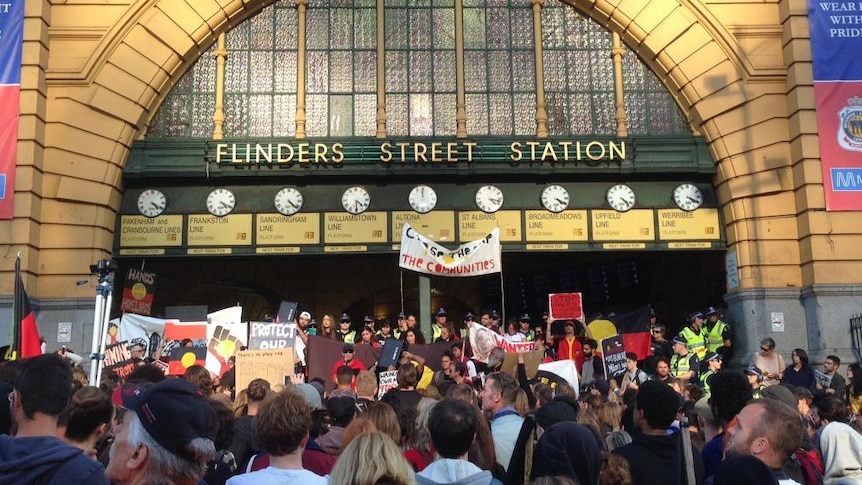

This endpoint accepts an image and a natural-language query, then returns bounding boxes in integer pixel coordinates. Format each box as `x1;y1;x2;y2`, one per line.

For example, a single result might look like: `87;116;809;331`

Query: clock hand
288;199;299;209
219;202;228;209
354;200;360;210
555;198;566;205
687;196;700;203
489;197;501;205
150;202;163;210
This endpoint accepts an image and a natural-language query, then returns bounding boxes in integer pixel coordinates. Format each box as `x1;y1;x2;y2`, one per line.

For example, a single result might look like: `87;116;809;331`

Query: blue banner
0;1;24;219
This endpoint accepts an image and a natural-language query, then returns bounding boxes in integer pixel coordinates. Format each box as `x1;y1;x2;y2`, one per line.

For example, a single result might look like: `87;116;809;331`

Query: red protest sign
547;293;583;322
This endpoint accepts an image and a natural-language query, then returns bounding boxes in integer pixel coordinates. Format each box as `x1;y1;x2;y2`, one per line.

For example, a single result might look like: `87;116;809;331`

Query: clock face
342;186;371;214
137;189;166;218
274;187;303;216
408;185;437;214
475;185;504;213
541;184;569;213
606;184;636;212
673;183;703;211
206;188;236;217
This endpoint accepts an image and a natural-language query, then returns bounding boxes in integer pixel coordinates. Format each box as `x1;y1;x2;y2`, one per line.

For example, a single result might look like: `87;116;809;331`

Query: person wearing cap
489;311;502;333
296;310;316;345
517;314;535;342
745;365;766;398
394;311;408;340
335;313;356;343
704;306;733;358
678;311;708;359
460;311;474;339
699;352;723;396
432;307;449;342
107;378;219;485
362;315;375;331
0;355;110;485
556;319;592;374
226;389;328;485
670;335;700;383
330;343;366;386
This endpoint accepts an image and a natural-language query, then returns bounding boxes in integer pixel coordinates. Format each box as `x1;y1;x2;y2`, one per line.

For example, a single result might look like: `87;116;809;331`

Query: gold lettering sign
391;211;456;242
256;213;320;245
187;248;233;255
525;210;589;242
256;247;301;254
120;215;183;247
458;211;522;242
324;245;369;253
323;212;388;244
657;209;720;240
187;214;253;246
526;244;570;251
591;210;655;241
668;242;713;249
603;243;647;250
119;249;166;256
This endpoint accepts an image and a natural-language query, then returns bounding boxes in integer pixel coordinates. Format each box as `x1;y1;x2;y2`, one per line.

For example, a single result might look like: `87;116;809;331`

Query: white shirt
226;467;328;485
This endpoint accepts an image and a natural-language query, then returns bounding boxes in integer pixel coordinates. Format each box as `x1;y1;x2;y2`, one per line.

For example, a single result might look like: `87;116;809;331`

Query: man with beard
724;399;803;484
580;338;603;390
613;380;704;485
654;358;672;384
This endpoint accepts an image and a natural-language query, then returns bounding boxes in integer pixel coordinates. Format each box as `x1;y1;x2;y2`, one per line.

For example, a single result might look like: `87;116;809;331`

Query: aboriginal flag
613;306;651;360
168;347;207;375
12;256;42;359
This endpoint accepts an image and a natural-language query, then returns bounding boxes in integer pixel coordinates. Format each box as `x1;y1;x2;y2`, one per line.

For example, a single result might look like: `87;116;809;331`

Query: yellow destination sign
525;210;588;242
256;213;320;245
392;211;456;242
187;214;253;246
188;248;233;255
324;245;368;253
323;212;388;244
119;249;166;256
657;209;721;240
458;211;522;242
591;210;655;241
119;215;183;247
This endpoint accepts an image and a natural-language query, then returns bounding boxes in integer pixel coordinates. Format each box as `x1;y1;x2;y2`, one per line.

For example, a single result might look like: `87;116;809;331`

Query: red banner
0;1;25;219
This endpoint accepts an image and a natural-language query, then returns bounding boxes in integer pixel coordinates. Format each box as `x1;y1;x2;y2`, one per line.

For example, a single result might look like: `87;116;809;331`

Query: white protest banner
117;314;177;361
468;324;535;363
378;370;399;400
399;223;501;277
208;305;243;326
249;321;297;350
207;322;248;377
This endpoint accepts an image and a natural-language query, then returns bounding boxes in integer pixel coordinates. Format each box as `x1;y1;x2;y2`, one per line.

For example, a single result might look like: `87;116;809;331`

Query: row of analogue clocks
136;183;704;218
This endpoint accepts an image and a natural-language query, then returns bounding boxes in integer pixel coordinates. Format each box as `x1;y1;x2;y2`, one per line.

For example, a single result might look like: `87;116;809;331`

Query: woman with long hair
319;313;336;339
359;325;380;348
847;363;862;430
405;328;425;346
781;348;816;392
329;432;416;485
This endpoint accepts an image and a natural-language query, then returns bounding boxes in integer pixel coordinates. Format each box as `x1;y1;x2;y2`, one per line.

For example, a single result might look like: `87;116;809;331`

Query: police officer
517;314;535;342
704;306;733;359
670;335;700;383
432;307;448;342
678;311;708;359
336;312;356;343
699;351;722;396
394;311;407;340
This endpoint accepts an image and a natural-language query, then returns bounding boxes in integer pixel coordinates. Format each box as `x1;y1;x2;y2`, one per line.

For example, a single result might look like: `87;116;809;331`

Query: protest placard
249;321;297;350
601;334;627;378
548;292;584;322
235;349;294;394
378;370;399;400
103;341;137;379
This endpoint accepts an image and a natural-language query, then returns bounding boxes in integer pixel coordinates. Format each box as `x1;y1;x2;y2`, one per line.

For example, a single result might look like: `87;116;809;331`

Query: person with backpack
620;352;649;394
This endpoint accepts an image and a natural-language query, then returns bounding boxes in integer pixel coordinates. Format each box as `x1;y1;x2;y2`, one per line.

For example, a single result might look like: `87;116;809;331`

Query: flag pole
10;251;22;360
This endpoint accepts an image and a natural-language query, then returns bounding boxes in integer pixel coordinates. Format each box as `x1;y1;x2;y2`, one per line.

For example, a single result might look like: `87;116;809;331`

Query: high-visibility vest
700;369;715;395
520;330;535;342
432;323;443;342
671;353;694;379
680;326;707;359
337;330;356;343
706;320;728;352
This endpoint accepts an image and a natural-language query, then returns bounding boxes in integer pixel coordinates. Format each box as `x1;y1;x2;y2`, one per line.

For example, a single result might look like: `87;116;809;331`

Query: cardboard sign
378;370;399;400
235;349;294;394
601;334;627;378
548;292;584;322
249;321;297;350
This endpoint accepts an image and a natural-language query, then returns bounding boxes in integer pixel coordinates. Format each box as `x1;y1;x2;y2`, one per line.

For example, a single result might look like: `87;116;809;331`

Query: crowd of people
0;305;861;485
